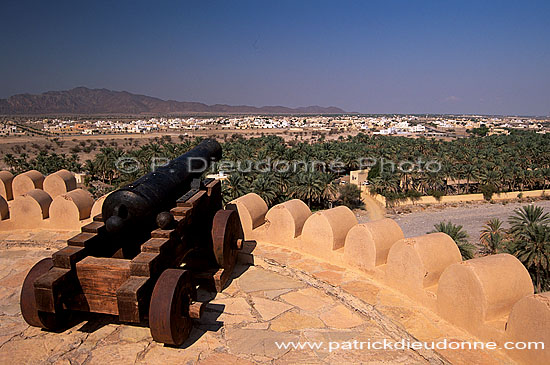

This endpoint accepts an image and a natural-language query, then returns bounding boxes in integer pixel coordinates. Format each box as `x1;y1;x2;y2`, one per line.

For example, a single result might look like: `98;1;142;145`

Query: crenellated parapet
386;233;462;309
0;169;102;231
437;254;534;341
43;169;77;198
504;292;550;364
12;170;45;196
343;218;404;271
0;171;14;201
301;206;358;260
230;193;549;364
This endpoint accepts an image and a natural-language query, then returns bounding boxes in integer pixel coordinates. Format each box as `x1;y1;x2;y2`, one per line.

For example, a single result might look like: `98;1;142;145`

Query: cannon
20;139;245;346
102;138;222;234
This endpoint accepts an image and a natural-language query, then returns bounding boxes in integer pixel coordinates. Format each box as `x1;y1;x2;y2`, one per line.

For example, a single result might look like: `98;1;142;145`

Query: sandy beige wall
0;171;14;201
232;192;549;360
343;219;404;270
43;169;77;197
12;170;44;197
0;170;96;231
504;292;550;364
49;189;94;229
264;199;311;242
365;189;549;207
0;195;8;220
227;193;268;240
436;254;534;337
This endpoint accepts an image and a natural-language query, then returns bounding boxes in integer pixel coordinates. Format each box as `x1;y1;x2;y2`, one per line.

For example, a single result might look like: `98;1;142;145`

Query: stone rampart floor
0;233;516;364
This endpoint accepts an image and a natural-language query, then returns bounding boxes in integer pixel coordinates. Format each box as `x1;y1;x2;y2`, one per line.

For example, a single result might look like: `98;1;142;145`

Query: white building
410;124;426;133
0;124;18;135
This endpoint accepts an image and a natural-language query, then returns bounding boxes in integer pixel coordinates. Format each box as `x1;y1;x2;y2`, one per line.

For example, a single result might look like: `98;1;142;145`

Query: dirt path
357;200;550;244
360;192;386;220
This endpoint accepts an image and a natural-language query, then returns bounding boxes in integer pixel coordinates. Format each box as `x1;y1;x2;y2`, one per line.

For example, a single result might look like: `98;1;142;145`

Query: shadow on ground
33;241;258;348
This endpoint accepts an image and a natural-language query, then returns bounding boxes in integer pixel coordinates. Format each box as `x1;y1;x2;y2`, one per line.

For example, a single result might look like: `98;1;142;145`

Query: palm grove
4;130;550;291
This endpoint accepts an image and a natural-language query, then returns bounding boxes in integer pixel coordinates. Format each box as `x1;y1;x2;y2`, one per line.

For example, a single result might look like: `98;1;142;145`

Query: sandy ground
372;200;550;244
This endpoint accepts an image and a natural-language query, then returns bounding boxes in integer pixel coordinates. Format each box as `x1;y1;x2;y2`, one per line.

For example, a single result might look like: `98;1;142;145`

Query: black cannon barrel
102;139;222;233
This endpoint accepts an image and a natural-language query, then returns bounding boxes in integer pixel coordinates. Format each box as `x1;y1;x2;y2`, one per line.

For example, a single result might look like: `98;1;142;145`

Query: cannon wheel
20;258;64;329
212;209;243;269
149;269;195;346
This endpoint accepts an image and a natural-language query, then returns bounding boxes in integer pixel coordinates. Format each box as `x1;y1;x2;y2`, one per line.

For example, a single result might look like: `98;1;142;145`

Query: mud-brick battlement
230;193;549;364
0;169;104;231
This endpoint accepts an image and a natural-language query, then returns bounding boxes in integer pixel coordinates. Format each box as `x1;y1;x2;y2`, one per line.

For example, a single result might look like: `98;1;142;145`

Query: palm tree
508;205;550;237
3;154;19;172
94;148;113;183
318;172;338;207
480;218;507;254
440;162;456;195
461;162;479;194
251;174;278;207
129;148;150;176
484;233;507;256
91;147;125;184
423;172;445;194
162;143;180;159
371;171;400;196
290;171;322;208
144;143;164;161
224;173;248;201
511;223;550;293
478;169;502;192
339;184;363;209
429;221;476;260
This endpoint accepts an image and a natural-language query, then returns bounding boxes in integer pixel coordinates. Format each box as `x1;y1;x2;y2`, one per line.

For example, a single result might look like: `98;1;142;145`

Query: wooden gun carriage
20;139;244;346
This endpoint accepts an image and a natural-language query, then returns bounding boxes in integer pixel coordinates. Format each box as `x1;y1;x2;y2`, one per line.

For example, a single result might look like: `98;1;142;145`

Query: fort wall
230;194;549;364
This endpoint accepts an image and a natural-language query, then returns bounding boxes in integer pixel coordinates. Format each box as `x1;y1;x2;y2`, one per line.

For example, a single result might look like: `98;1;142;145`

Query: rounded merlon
436;253;534;331
12;170;44;197
504;292;550;364
43;169;77;198
90;193;110;219
9;189;52;228
0;195;8;220
301;206;358;259
0;170;14;201
49;189;94;229
265;199;311;241
386;232;462;291
227;193;268;239
344;218;404;270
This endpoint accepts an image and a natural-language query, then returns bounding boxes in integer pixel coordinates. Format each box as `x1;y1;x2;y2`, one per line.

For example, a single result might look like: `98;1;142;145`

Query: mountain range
0;87;346;115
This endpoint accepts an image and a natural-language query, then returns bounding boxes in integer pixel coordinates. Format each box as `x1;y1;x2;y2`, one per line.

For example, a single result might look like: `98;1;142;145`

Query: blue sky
1;0;549;115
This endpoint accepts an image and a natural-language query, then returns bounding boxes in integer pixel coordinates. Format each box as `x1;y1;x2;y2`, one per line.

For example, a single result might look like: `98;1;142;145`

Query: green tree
289;171;322;208
251;174;278;207
468;125;489;137
510;224;550;292
223;173;249;204
508;205;550;237
318;172;338;208
480;218;507;254
429;221;476;260
338;184;363;209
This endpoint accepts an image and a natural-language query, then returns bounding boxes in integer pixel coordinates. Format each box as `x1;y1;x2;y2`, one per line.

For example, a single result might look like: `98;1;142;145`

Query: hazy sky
1;0;549;115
